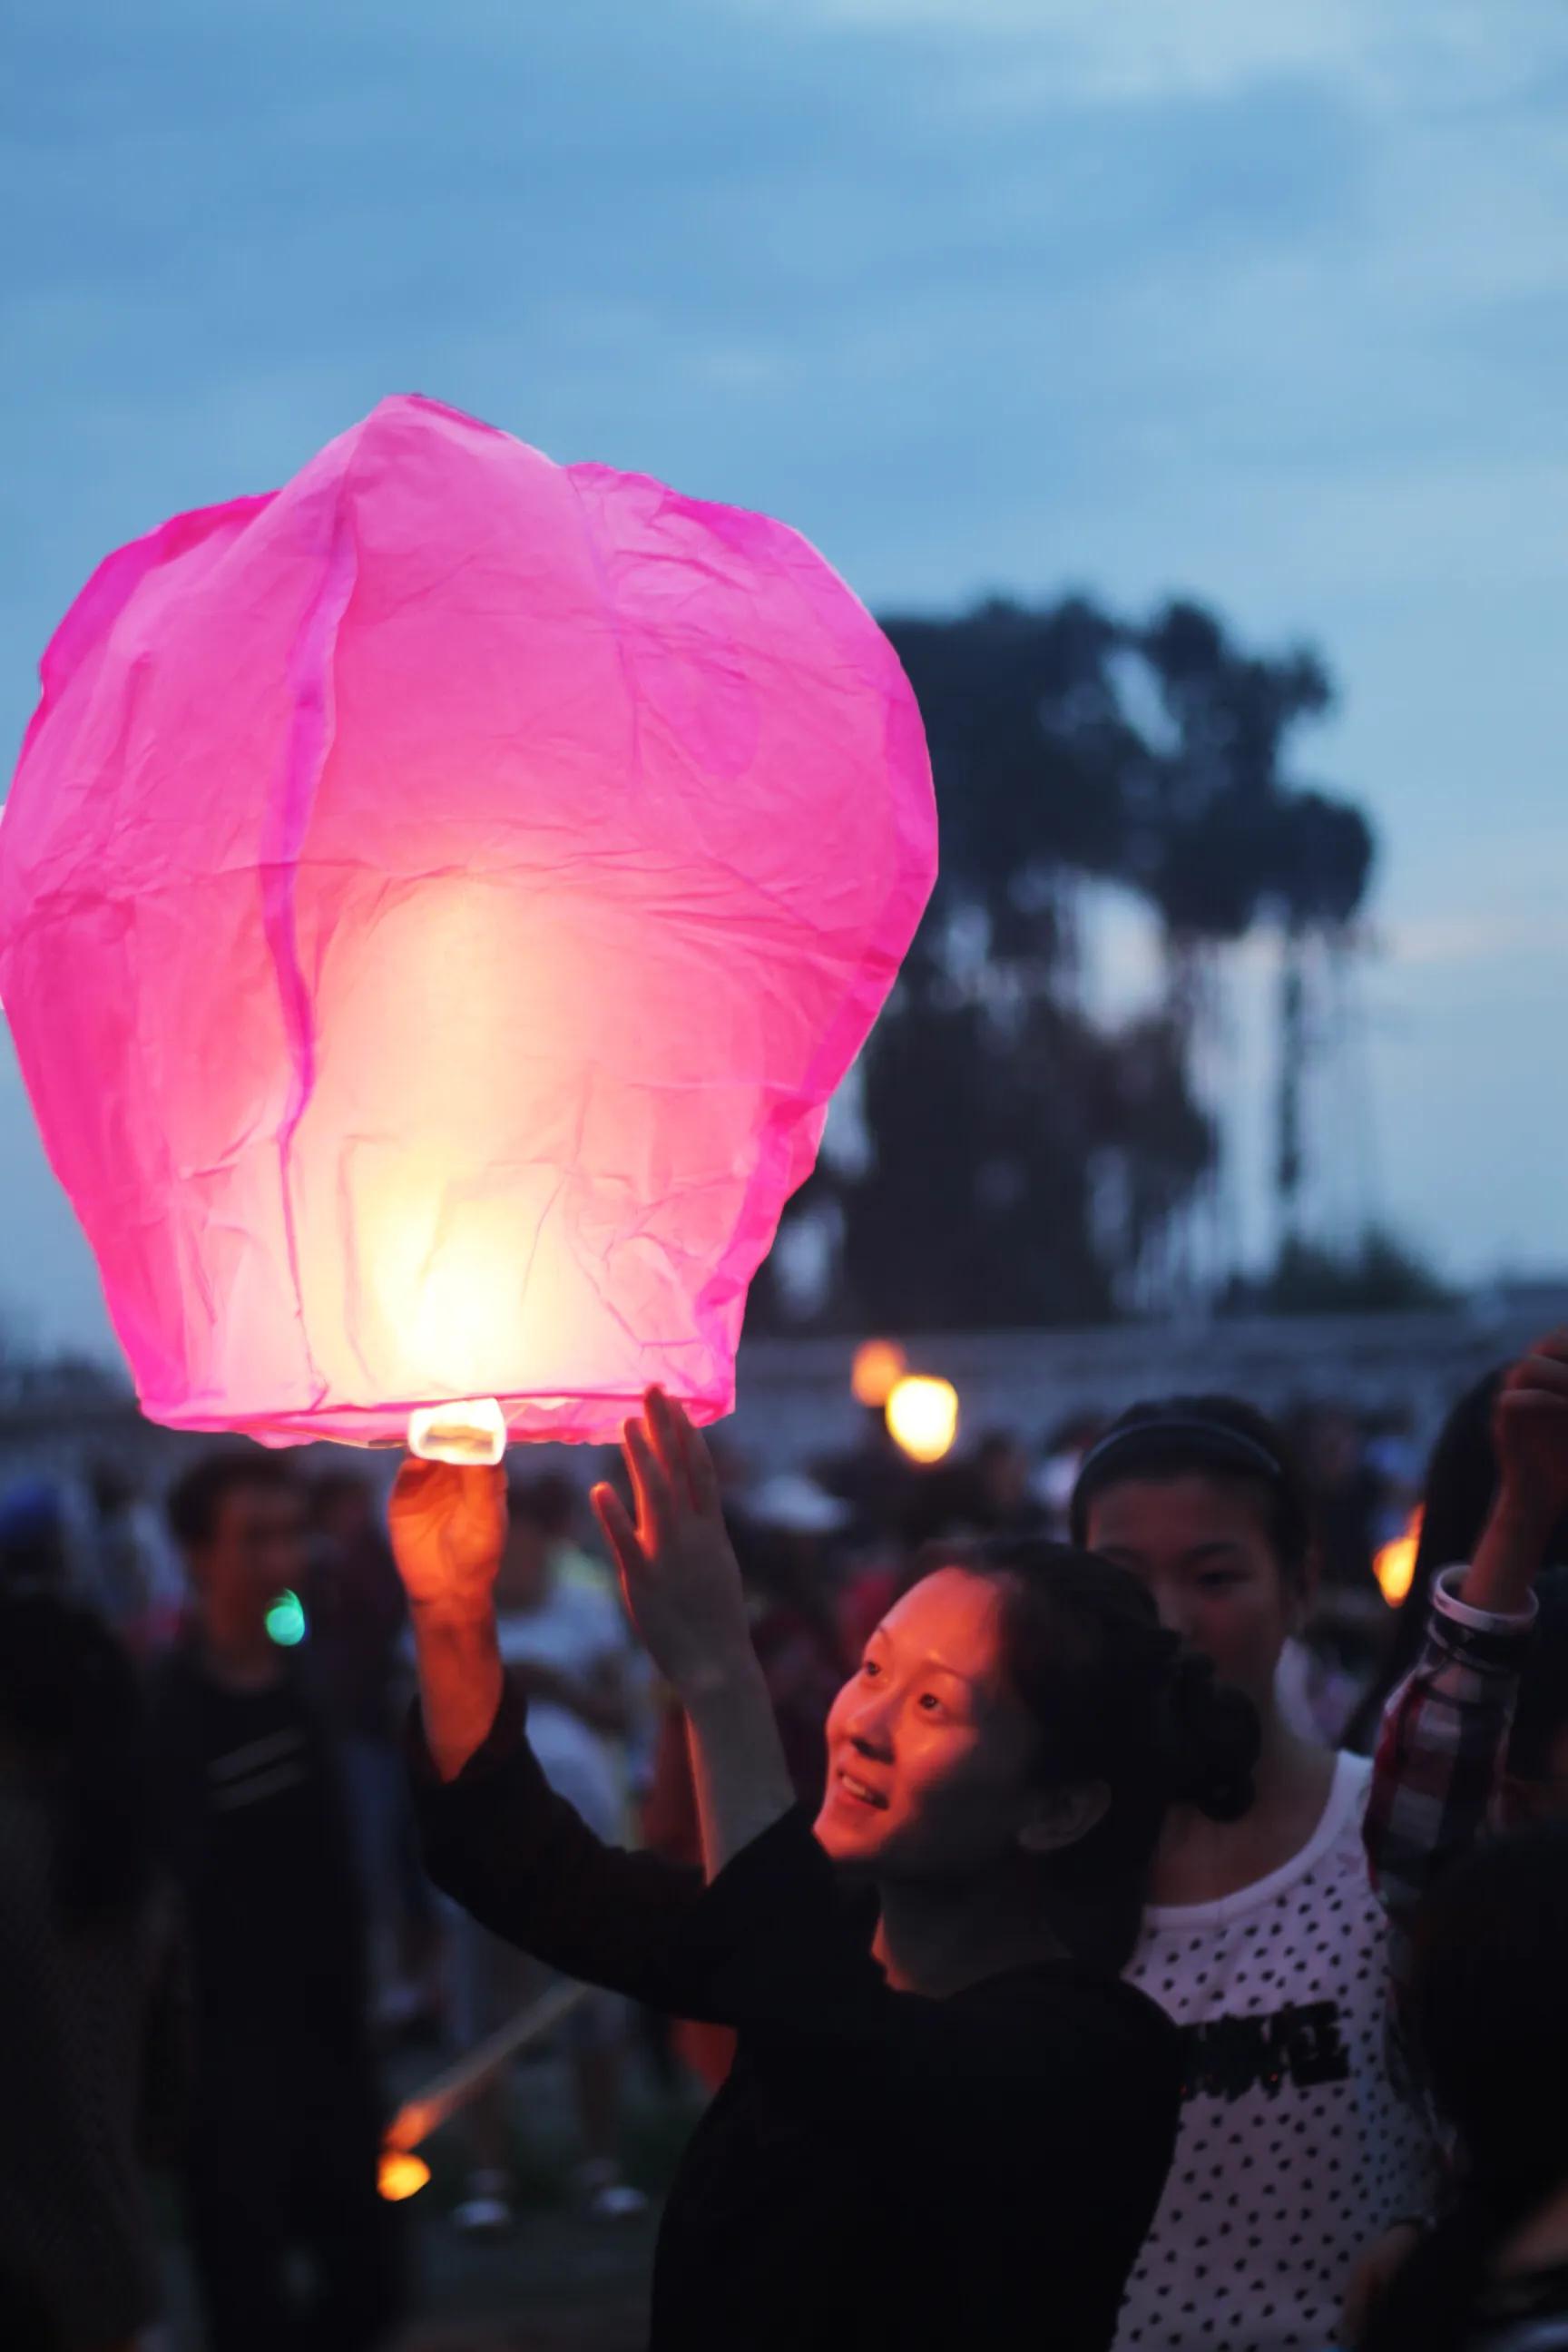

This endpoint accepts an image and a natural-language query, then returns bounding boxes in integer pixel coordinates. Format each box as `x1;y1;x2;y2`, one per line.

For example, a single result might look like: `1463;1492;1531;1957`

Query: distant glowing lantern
377;2151;430;2203
0;397;936;1455
851;1338;906;1410
887;1375;959;1465
1374;1507;1422;1607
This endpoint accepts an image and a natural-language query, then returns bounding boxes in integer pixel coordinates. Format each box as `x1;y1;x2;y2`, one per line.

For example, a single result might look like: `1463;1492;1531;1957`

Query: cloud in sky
3;0;1566;1353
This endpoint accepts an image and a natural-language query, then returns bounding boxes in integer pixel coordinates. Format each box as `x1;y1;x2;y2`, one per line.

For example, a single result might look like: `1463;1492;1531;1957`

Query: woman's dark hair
0;1584;152;1930
1068;1394;1313;1592
942;1537;1259;1969
1363;1821;1568;2352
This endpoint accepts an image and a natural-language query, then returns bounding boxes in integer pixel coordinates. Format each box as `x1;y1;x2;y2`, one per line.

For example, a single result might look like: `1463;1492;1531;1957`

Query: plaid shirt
1363;1565;1536;2011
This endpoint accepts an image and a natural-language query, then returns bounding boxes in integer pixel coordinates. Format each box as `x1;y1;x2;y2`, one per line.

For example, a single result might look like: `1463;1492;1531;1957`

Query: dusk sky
5;0;1566;1357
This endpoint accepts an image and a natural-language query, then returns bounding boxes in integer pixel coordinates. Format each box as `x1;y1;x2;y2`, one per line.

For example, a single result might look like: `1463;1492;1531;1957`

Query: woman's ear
1018;1779;1110;1857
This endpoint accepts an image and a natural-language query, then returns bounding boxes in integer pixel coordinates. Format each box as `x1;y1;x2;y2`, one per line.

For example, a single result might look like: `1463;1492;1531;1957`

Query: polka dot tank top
1116;1752;1438;2352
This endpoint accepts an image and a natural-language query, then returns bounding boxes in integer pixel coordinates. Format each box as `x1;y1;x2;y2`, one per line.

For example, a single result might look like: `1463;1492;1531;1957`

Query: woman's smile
832;1764;891;1810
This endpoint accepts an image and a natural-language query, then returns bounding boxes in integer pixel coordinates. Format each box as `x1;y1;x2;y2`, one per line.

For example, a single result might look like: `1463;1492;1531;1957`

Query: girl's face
814;1566;1062;1879
1083;1472;1301;1716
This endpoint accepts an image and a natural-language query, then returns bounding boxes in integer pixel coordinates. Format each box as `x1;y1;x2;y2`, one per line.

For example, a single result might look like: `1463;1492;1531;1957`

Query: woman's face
1083;1471;1299;1716
814;1566;1056;1878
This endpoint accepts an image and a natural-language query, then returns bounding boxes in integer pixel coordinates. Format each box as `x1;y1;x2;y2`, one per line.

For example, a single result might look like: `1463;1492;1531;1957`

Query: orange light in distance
378;2150;432;2202
886;1375;959;1465
1374;1507;1423;1607
851;1338;906;1409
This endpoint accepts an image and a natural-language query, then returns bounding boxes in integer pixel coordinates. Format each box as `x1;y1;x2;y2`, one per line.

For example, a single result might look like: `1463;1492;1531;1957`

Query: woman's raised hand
388;1458;507;1616
592;1388;752;1701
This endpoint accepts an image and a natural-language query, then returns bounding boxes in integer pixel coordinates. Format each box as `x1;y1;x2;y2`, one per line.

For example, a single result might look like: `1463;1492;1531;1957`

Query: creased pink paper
0;396;936;1446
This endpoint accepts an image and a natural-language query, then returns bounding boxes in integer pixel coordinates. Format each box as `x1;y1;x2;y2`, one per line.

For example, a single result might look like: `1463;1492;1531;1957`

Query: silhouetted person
0;1584;171;2352
149;1453;400;2352
1362;1824;1568;2352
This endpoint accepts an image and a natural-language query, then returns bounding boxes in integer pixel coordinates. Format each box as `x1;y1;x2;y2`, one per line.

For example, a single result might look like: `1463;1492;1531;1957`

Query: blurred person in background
815;1398;917;1541
444;1475;645;2235
1345;1330;1568;2346
1364;1403;1423;1553
305;1468;436;2035
149;1454;399;2352
1294;1400;1389;1713
1070;1396;1440;2352
1035;1411;1108;1540
526;1469;622;1606
0;1582;174;2352
1358;1823;1568;2352
0;1477;71;1593
82;1464;187;1661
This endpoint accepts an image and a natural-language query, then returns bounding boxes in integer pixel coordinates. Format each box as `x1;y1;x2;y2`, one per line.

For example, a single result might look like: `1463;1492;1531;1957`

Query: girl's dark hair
1363;1821;1568;2352
942;1538;1259;1969
0;1585;152;1930
1068;1394;1313;1591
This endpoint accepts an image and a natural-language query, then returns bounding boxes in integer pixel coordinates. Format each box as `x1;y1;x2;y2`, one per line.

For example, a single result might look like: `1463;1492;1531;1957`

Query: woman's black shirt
412;1679;1181;2351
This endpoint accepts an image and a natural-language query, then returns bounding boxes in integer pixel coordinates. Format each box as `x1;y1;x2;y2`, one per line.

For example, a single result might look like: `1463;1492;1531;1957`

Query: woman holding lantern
395;1387;1258;2352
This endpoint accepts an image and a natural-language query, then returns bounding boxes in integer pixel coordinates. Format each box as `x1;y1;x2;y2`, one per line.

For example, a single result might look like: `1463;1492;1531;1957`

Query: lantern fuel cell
0;396;936;1451
407;1397;507;1467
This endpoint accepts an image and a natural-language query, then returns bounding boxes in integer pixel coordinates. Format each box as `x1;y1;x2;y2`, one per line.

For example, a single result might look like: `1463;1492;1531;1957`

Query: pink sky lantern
0;396;936;1457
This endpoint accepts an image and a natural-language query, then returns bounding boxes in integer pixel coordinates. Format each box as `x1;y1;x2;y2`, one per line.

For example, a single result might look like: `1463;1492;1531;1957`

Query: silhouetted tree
755;593;1377;1332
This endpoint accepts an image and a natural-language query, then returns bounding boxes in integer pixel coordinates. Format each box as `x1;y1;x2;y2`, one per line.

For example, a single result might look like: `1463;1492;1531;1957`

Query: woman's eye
861;1658;881;1680
917;1692;943;1714
1198;1572;1244;1592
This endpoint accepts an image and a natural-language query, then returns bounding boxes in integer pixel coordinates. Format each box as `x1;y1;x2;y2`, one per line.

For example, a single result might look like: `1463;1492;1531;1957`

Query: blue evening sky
4;0;1566;1354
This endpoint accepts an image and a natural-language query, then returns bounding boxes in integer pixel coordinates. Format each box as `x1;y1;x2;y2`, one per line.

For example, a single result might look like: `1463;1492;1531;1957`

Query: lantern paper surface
0;396;936;1446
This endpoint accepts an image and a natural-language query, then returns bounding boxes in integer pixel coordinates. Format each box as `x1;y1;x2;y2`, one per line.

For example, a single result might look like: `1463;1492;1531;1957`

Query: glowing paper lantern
1373;1507;1422;1607
850;1338;906;1409
0;397;936;1452
886;1375;959;1465
377;2151;430;2203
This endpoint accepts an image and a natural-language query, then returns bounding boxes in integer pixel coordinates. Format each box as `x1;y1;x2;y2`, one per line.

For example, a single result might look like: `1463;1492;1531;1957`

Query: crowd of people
2;1338;1568;2351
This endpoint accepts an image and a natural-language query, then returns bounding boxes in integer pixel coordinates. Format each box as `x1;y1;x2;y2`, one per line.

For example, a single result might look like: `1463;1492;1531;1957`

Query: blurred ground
157;2033;701;2352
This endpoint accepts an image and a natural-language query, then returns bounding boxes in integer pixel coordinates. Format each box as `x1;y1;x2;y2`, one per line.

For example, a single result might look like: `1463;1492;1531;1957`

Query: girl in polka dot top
1072;1398;1439;2352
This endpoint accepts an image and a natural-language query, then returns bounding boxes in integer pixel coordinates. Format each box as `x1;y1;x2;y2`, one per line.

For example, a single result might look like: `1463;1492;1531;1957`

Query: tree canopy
760;593;1377;1332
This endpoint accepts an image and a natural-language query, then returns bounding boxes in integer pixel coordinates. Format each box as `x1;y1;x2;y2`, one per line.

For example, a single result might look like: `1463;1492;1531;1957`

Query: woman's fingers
645;1386;698;1511
671;1392;722;1517
591;1482;646;1592
643;1386;722;1518
623;1414;676;1550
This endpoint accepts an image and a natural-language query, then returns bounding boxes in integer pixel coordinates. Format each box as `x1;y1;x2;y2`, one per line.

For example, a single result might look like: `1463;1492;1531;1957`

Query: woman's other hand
592;1389;752;1703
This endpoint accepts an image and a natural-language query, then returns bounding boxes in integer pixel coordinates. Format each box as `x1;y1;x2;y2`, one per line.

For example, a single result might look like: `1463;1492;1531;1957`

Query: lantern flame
408;1398;507;1466
1374;1507;1423;1607
886;1376;959;1465
377;2150;431;2202
851;1339;906;1409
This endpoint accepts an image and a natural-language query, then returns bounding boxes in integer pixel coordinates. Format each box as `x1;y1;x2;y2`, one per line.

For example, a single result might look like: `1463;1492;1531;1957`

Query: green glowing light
265;1589;307;1647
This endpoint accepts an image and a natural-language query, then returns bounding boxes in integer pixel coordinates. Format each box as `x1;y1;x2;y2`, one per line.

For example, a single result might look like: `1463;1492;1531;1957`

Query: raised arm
593;1388;797;1882
391;1455;710;2004
389;1456;508;1782
392;1421;854;2022
1365;1332;1568;2003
